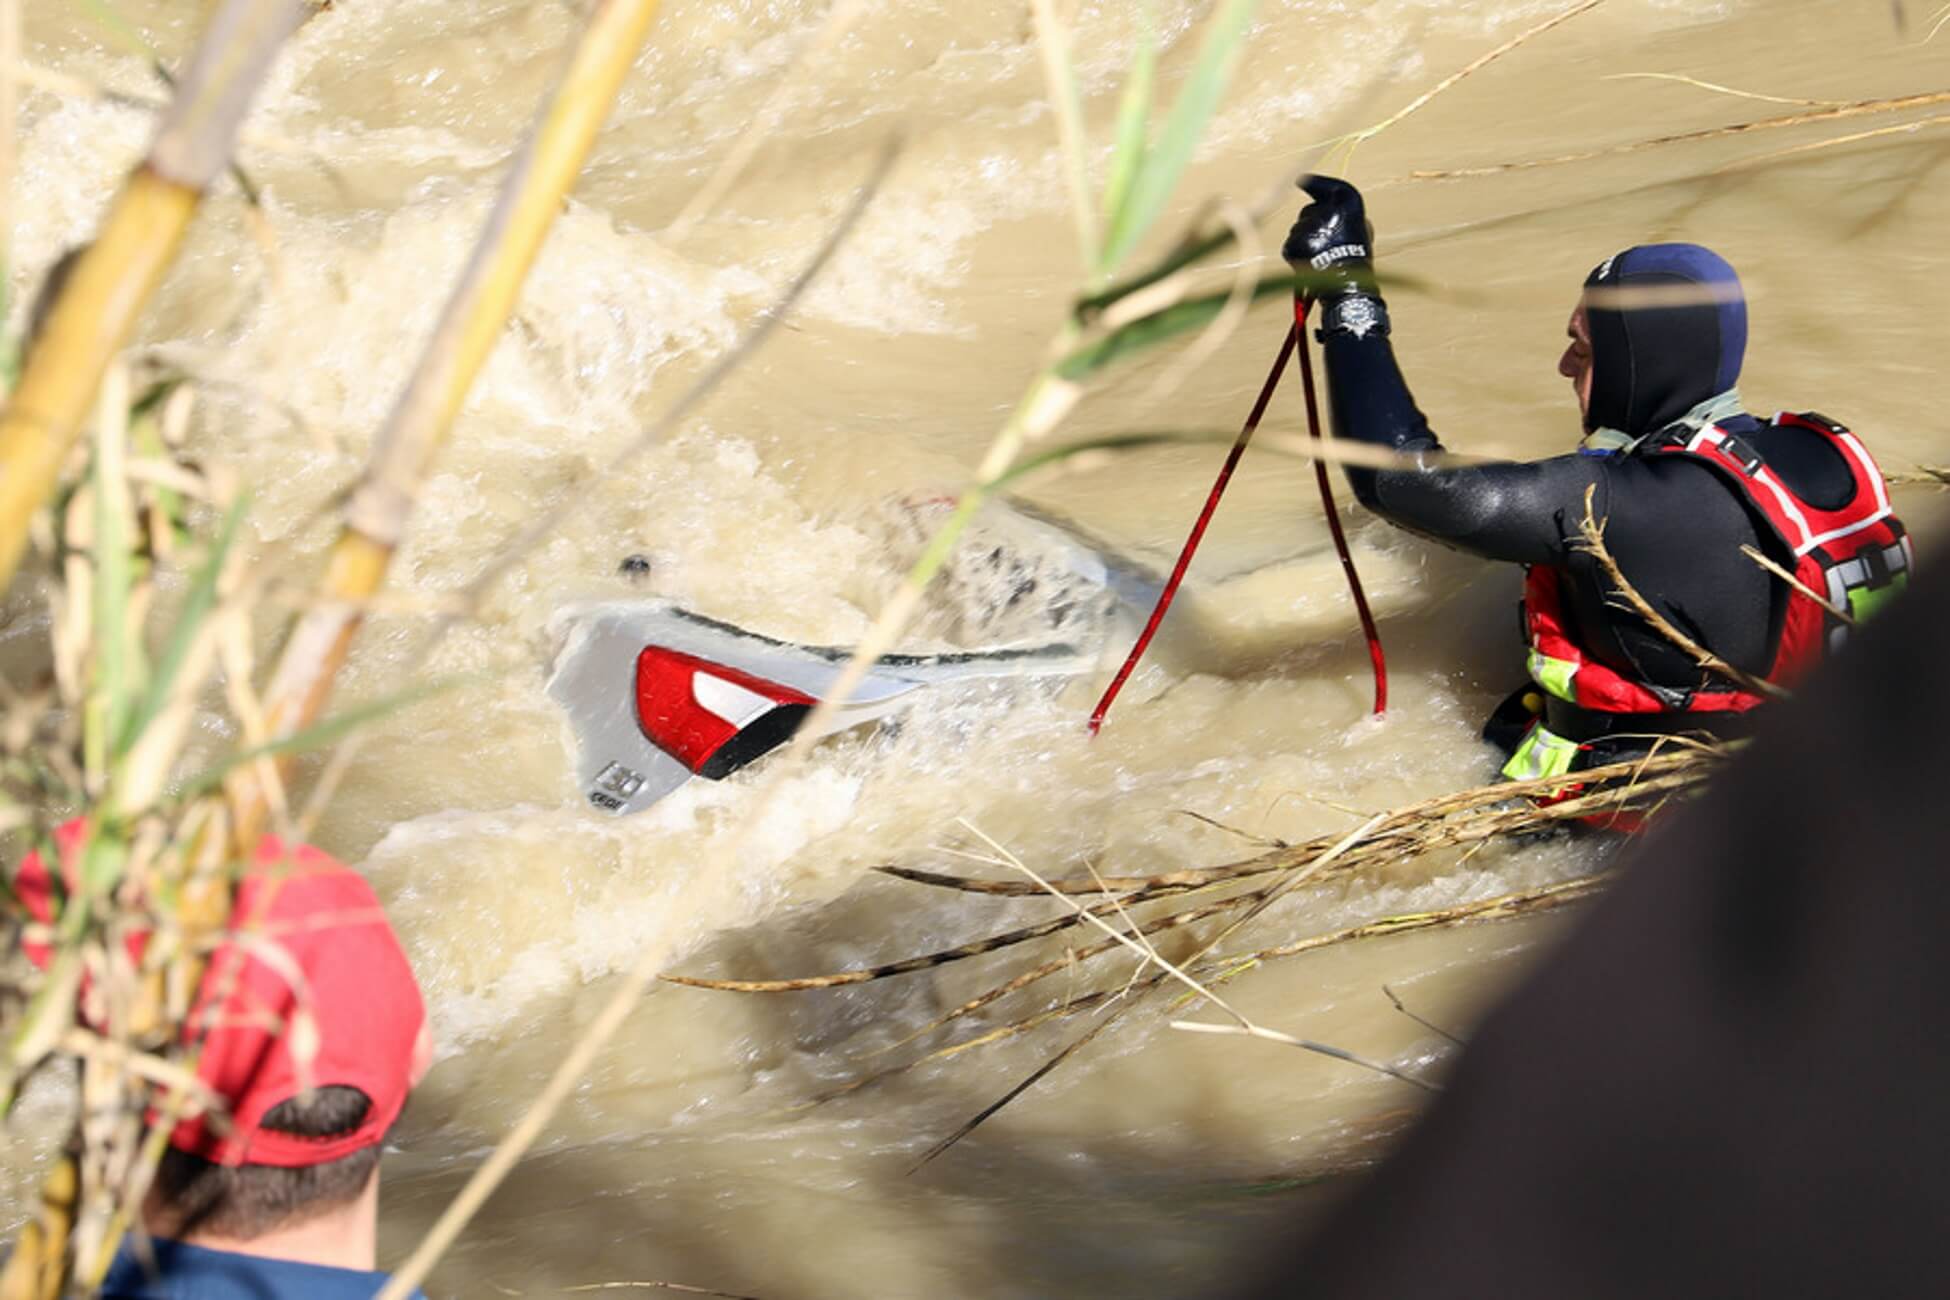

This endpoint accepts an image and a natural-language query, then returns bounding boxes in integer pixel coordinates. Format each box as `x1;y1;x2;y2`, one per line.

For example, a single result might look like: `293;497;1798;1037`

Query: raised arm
1284;176;1604;566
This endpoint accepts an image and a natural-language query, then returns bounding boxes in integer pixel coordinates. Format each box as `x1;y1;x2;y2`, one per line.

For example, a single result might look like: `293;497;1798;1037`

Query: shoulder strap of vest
1641;413;1889;559
1638;418;1796;555
1774;410;1847;438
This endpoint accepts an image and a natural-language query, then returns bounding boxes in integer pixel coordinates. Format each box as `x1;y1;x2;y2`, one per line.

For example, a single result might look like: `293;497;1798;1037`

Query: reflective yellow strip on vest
1501;719;1582;784
1846;566;1908;623
1526;649;1581;703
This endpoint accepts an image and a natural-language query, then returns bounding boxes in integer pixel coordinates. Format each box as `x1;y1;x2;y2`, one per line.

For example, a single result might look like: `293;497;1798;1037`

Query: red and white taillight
634;645;814;779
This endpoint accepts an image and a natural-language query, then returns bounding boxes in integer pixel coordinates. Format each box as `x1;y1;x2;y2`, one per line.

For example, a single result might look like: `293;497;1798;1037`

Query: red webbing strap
1296;297;1387;716
1087;298;1389;734
1087;320;1299;734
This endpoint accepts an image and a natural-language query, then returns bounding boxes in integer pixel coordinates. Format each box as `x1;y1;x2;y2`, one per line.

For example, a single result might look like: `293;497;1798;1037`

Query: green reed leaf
1099;4;1159;239
1098;0;1260;273
1065;264;1426;379
1056;272;1292;379
120;493;248;756
3;949;82;1113
88;390;144;781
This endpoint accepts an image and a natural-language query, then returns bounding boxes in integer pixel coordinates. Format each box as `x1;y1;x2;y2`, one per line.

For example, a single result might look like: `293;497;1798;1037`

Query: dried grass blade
1206;876;1603;969
373;142;890;1300
879;888;1268;1055
909;1011;1118;1173
1334;0;1606;161
1599;71;1843;109
235;0;672;852
1576;485;1786;701
913;816;1403;1167
660;890;1156;993
1400;89;1950;182
1712;113;1950;174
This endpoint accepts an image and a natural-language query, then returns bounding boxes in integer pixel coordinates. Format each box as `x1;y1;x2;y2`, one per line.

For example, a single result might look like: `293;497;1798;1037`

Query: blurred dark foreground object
1236;552;1946;1299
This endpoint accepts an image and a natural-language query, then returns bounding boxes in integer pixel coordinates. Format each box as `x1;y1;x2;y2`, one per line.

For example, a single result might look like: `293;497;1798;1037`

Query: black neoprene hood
1582;243;1748;437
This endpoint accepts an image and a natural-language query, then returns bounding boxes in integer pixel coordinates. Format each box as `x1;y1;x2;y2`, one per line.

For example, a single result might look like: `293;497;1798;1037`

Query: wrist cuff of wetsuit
1313;292;1389;341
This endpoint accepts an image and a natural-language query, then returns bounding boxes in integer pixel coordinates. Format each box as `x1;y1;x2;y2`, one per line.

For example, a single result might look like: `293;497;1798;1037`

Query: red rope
1087;297;1387;734
1295;297;1387;716
1087;322;1298;734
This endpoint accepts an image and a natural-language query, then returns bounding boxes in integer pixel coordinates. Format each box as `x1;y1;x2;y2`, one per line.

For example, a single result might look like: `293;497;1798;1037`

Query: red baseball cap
15;822;429;1168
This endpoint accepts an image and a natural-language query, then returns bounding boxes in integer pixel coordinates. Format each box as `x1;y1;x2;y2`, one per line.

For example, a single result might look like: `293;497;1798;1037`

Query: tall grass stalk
371;146;893;1300
0;0;18;286
6;0;673;1290
0;0;308;595
232;0;669;847
764;0;1271;789
767;0;1607;789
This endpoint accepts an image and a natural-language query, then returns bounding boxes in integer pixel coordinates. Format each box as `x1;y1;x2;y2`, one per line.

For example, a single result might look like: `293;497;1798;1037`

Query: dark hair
151;1086;384;1241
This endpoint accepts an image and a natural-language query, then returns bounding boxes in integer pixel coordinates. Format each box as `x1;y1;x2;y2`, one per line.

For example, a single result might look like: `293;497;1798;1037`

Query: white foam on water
364;760;874;1055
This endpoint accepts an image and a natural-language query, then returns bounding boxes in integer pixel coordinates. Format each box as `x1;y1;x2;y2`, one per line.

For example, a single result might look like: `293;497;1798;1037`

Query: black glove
1283;174;1388;338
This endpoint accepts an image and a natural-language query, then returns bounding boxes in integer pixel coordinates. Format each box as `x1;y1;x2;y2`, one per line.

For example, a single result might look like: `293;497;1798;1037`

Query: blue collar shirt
100;1237;427;1299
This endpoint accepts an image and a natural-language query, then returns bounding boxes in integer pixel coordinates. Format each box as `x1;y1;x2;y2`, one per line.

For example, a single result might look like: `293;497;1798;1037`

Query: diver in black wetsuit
1281;176;1910;781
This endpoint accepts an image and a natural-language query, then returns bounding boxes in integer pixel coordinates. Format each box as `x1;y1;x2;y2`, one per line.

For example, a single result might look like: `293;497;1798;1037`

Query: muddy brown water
3;0;1946;1295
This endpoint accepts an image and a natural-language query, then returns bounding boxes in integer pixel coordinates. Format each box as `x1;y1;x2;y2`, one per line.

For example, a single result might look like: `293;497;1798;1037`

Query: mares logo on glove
1310;243;1369;270
1285;175;1379;309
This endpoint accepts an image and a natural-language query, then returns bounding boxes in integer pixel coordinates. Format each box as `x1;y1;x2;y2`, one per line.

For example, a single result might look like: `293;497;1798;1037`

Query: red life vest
1523;411;1911;718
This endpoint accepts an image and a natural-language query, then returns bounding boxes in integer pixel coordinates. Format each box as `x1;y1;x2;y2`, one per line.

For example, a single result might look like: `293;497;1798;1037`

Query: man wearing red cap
17;826;432;1298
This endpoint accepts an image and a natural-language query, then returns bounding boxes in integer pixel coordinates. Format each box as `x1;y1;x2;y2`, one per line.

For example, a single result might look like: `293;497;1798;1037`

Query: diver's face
1560;303;1594;428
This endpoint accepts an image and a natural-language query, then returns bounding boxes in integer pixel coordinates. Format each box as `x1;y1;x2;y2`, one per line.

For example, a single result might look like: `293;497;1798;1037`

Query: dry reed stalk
1031;0;1099;269
1599;71;1844;110
877;747;1715;899
15;0;671;1291
1;0;17;265
1712;113;1950;173
1382;984;1464;1046
661;886;1169;993
1576;485;1786;702
875;888;1265;1055
834;763;1687;1107
372;133;895;1300
975;816;1432;1084
0;10;308;1294
802;875;1602;1114
1321;0;1607;172
907;810;1429;1168
4;59;319;161
1089;0;1604;324
229;0;668;850
1740;543;1854;623
1397;88;1950;183
0;0;308;595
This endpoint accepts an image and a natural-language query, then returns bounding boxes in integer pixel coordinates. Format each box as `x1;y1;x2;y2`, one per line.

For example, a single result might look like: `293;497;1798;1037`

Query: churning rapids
3;0;1946;1294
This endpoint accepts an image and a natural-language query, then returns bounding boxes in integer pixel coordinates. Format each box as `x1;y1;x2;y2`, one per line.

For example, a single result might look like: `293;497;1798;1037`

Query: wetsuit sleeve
1320;331;1605;566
